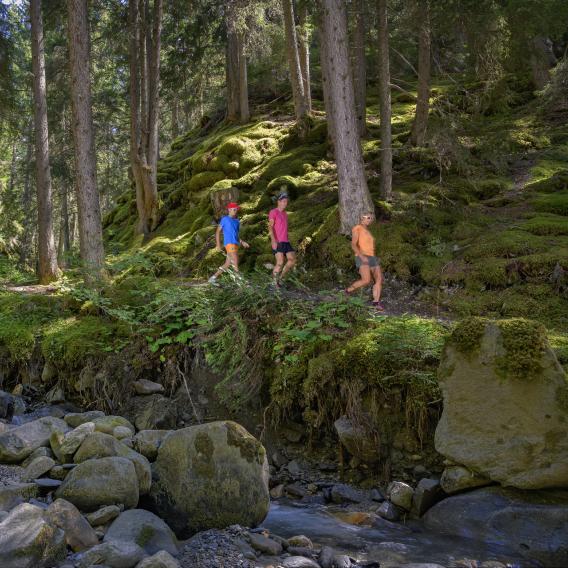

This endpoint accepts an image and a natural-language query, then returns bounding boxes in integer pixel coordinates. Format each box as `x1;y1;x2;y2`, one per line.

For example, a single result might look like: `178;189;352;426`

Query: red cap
227;202;240;210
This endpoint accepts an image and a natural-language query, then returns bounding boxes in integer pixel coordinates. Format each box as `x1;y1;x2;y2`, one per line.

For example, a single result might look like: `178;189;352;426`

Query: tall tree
410;0;431;146
377;0;392;200
30;0;59;283
129;0;163;235
282;0;308;122
225;1;249;123
297;1;311;113
67;0;105;278
352;0;367;137
320;0;374;233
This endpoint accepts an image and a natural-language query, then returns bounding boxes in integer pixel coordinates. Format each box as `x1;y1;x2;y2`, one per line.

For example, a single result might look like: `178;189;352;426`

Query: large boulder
55;456;139;512
423;486;568;566
104;509;178;556
74;431;151;494
0;503;66;568
133;429;172;461
150;420;269;537
0;417;69;463
436;318;568;489
46;498;99;552
334;416;379;463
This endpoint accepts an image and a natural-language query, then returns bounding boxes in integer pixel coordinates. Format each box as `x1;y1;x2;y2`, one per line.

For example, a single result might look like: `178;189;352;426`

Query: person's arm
268;215;277;249
215;224;222;251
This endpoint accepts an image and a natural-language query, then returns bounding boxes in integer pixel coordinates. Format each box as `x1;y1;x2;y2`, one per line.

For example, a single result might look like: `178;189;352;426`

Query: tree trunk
30;0;60;284
282;0;308;120
410;0;431;147
19;123;34;267
320;0;374;233
297;1;312;113
377;0;392;201
318;21;335;149
352;0;367;137
226;28;240;121
530;36;556;90
67;0;106;280
171;95;179;138
237;31;250;123
57;183;70;268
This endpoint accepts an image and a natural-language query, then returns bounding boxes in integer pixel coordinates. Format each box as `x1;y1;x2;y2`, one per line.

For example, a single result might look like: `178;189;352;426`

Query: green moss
135;525;156;547
521;214;568;235
186;171;226;192
532;192;568;216
450;316;488;354
267;175;298;197
225;421;265;465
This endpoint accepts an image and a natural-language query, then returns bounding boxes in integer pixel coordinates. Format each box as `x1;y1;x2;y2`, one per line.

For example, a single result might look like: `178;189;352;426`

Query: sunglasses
362;215;372;219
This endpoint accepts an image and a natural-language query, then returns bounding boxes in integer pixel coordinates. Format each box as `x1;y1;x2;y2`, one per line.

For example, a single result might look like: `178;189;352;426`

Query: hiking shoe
372;301;385;312
208;276;218;285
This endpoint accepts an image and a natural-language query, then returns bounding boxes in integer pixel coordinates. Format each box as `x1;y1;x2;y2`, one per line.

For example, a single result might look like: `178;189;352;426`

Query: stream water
263;501;538;568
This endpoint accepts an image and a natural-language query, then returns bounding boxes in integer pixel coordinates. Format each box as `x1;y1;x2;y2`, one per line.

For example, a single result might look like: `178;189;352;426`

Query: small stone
387;481;414;511
370;488;385;502
411;478;445;517
377;500;401;522
0;482;39;512
319;545;335;568
49;465;72;480
285;483;307;498
85;504;122;526
270;484;285;499
21;446;53;468
248;532;282;555
133;430;171;461
74;540;146;568
46;385;65;404
281;557;320;568
64;411;105;428
60;422;96;457
440;466;492;495
288;535;312;548
34;478;62;490
133;379;165;395
47;498;99;552
330;483;366;504
136;550;181;568
21;455;56;482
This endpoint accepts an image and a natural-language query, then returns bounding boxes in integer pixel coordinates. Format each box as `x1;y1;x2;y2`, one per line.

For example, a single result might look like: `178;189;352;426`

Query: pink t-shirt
269;208;289;242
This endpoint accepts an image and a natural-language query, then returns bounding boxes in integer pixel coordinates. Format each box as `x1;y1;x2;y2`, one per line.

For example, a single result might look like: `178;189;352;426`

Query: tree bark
171;95;179;139
282;0;308;120
320;0;374;233
30;0;60;284
352;0;367;137
318;20;335;149
410;0;431;147
57;183;70;268
237;31;250;123
530;36;556;90
19;123;34;267
67;0;106;280
226;28;240;121
297;1;312;113
377;0;392;201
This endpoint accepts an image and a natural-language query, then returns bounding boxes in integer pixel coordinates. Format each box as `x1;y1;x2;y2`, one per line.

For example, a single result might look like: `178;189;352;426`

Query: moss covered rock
150;420;269;537
186;171;226;193
436;318;568;489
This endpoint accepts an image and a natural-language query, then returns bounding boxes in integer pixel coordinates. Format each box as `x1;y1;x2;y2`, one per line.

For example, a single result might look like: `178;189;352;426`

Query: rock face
334;416;380;463
55;456;139;512
150;421;269;537
436;318;568;489
423;486;568;566
104;509;178;556
0;417;69;463
0;502;66;568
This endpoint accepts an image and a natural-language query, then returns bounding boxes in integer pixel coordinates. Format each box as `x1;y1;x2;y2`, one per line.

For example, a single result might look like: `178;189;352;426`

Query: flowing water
264;501;539;568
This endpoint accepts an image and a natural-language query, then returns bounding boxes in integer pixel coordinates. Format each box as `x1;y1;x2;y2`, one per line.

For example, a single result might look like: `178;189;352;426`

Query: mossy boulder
55;456;139;512
0;503;66;568
436;318;568;489
92;415;135;437
186;171;226;193
150;420;269;537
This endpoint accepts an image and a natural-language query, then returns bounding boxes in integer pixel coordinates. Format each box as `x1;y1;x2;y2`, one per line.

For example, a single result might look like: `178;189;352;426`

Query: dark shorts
356;255;380;268
273;242;295;254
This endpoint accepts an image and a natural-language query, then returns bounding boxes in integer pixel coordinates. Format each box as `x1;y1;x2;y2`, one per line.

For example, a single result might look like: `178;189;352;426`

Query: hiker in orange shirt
345;212;384;311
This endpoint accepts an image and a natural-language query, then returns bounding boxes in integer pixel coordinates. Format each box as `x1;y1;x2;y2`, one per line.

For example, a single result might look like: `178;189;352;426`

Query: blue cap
277;192;289;201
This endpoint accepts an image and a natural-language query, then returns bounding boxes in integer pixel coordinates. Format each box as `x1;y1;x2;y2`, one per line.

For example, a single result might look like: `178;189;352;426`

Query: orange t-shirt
352;224;375;256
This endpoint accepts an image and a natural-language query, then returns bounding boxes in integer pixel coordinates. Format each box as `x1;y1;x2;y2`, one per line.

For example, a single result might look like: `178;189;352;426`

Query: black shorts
355;255;380;268
272;242;295;254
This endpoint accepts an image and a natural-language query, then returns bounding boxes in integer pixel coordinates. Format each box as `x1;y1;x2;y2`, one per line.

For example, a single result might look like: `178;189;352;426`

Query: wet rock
21;455;56;482
287;459;303;476
411;478;445;517
131;394;177;431
247;531;282;555
55;456;139;512
334;416;379;463
136;550;180;568
85;504;121;526
270;483;285;499
387;481;414;511
133;379;165;395
0;390;25;420
281;557;320;568
286;483;307;498
330;483;367;504
440;466;492;494
74;540;146;568
0;416;69;463
150;421;269;537
319;545;334;568
74;432;152;494
104;509;178;556
289;546;316;558
333;555;353;568
0;502;66;568
34;478;62;492
93;415;135;436
271;449;287;468
370;488;385;502
436;320;568;489
0;482;38;512
60;421;96;458
288;535;313;548
47;498;99;552
64;411;105;428
423;485;568;566
133;429;172;461
282;421;304;443
377;500;401;522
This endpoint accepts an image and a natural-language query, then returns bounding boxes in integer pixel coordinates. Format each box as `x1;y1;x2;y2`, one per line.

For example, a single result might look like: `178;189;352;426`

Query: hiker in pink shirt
268;193;296;285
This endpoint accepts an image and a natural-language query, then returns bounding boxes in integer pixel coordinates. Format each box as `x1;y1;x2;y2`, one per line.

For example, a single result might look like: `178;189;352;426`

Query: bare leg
213;251;238;279
281;252;296;279
347;264;371;292
371;266;383;302
272;252;285;280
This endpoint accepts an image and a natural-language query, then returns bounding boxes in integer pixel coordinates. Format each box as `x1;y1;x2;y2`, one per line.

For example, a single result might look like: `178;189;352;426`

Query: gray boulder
75;540;146;568
423;485;568;566
440;465;492;494
21;446;53;468
130;394;177;431
150;420;269;537
55;456;139;512
85;504;122;526
104;509;178;556
136;551;180;568
387;481;414;511
436;319;568;489
334;415;379;463
133;429;172;461
64;410;105;428
0;502;66;568
411;478;445;517
93;415;135;436
74;431;151;494
21;456;56;482
59;421;96;458
46;498;99;552
133;379;165;395
248;531;282;555
0;482;38;512
0;417;69;463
